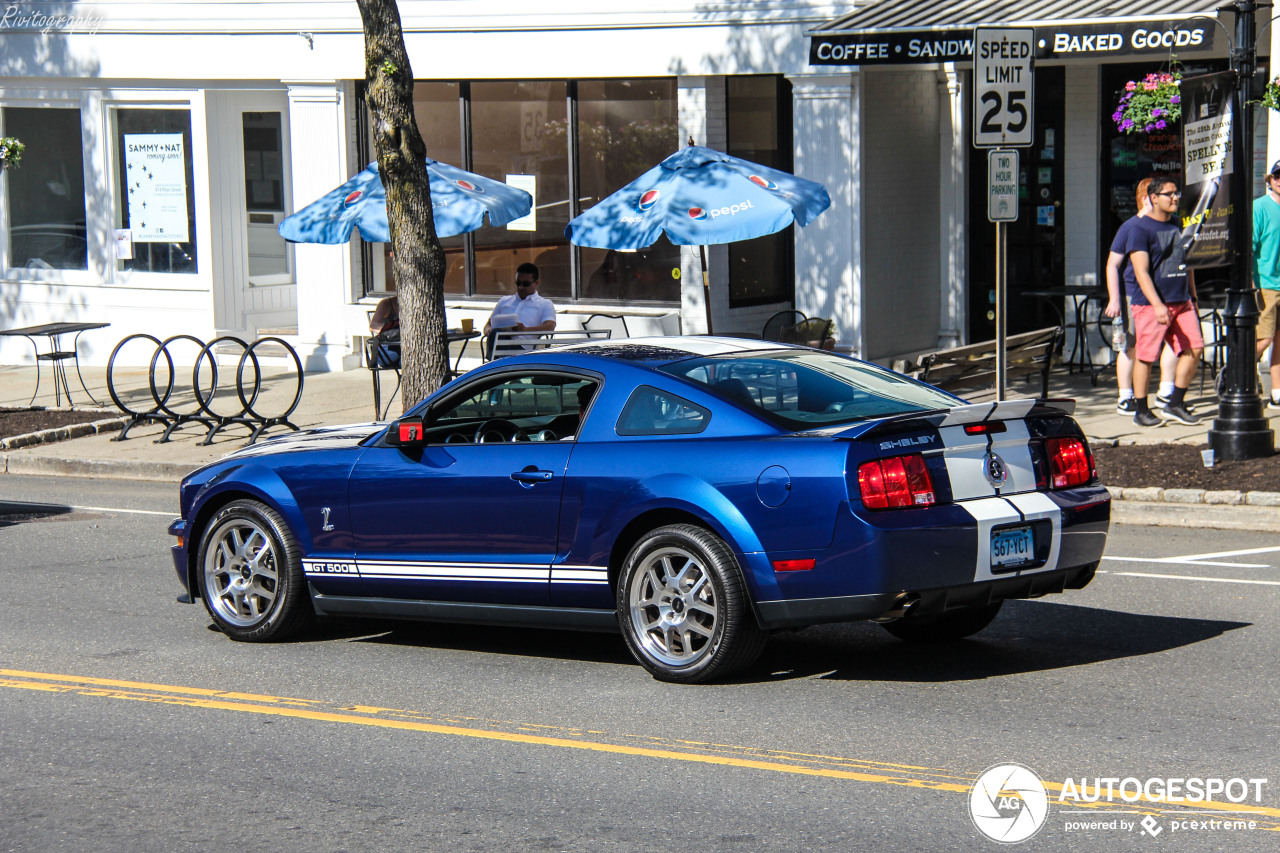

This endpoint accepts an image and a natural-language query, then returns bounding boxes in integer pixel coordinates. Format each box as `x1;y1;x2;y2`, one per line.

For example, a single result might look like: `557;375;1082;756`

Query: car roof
552;335;791;366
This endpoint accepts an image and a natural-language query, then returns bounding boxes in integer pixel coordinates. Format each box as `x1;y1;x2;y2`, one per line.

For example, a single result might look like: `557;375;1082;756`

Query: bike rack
105;333;305;445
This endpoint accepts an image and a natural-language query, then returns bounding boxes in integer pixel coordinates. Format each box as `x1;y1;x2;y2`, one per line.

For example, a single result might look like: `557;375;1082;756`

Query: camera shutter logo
969;763;1049;844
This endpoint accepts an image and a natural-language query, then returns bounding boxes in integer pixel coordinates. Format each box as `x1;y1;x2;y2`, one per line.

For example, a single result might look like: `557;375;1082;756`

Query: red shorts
1131;300;1204;363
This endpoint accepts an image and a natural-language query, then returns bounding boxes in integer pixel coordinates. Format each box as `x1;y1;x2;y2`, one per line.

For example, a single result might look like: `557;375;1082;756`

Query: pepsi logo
455;179;484;193
637;189;660;212
688;208;708;221
343;190;364;207
749;175;778;190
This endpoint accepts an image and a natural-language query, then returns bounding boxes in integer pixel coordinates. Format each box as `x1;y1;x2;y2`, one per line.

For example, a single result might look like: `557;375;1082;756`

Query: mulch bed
1093;442;1280;493
0;407;113;440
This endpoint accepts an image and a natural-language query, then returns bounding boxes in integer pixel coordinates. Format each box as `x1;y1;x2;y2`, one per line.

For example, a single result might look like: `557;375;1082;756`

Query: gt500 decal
879;435;936;450
304;561;358;575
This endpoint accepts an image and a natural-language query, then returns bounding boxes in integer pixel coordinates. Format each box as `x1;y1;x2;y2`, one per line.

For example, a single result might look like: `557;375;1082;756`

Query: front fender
182;463;310;595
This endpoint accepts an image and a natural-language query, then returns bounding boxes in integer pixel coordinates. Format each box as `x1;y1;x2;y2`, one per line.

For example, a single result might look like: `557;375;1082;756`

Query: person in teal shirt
1253;160;1280;409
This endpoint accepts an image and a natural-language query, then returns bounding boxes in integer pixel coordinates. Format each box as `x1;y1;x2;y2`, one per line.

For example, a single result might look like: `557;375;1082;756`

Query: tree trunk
355;0;449;412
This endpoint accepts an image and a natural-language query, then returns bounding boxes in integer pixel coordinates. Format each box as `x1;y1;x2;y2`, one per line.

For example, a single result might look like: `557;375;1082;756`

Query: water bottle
1111;315;1126;351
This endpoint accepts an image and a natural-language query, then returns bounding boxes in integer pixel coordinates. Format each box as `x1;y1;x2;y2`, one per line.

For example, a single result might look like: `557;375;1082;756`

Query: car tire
617;524;766;683
880;600;1003;643
197;499;314;642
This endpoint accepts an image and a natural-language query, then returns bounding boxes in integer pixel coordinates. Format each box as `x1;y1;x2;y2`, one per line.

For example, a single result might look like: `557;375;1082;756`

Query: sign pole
987;148;1019;400
974;28;1033;401
995;221;1007;400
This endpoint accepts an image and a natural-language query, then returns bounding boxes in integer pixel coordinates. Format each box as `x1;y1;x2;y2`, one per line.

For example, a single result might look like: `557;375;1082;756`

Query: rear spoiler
813;398;1077;441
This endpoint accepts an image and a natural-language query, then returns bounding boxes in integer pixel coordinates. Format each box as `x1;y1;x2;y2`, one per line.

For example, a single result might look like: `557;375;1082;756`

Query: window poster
124;133;190;242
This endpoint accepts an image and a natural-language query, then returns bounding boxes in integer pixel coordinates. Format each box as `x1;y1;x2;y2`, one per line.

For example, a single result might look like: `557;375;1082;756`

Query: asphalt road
1;474;1277;852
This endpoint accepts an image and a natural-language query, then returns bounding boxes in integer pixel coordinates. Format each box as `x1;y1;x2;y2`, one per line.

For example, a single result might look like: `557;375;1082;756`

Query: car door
348;369;590;606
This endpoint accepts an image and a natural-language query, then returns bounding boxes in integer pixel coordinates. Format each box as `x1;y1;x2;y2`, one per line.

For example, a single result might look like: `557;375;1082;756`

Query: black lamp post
1207;0;1275;460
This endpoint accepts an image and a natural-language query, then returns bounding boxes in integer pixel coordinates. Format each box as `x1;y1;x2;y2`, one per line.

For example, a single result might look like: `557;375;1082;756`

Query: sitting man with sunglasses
484;262;558;358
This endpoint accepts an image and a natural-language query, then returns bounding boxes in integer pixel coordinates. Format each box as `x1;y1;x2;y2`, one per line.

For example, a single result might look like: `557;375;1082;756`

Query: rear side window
617;386;710;436
659;350;955;429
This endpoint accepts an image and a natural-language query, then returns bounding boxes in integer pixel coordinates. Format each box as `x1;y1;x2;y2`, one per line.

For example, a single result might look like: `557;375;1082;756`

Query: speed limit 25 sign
973;27;1034;148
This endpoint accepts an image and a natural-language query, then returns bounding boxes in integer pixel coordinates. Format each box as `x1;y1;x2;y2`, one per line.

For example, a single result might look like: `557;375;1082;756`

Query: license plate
991;526;1035;569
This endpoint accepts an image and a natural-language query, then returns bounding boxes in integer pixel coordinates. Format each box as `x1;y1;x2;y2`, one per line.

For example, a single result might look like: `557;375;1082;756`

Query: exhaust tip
871;593;919;622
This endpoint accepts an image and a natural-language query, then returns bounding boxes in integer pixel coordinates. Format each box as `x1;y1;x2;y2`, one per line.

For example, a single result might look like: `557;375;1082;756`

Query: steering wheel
474;419;526;443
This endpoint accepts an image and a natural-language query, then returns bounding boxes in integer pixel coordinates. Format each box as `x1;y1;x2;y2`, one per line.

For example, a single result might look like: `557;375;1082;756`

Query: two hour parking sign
974;28;1034;148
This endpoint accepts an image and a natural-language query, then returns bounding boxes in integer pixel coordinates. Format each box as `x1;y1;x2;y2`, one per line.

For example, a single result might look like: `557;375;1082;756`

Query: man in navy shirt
1123;177;1203;426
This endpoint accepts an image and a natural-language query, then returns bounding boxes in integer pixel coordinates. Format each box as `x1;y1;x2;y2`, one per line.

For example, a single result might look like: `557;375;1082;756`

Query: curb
1110;499;1280;533
0;416;126;450
0;452;198;482
1106;485;1280;507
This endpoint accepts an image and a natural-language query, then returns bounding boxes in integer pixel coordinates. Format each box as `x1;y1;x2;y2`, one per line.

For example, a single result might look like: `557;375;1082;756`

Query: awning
808;1;1227;66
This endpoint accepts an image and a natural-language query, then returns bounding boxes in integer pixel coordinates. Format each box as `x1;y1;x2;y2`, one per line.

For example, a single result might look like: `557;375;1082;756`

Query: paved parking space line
71;505;175;517
1101;570;1280;587
1103;557;1272;568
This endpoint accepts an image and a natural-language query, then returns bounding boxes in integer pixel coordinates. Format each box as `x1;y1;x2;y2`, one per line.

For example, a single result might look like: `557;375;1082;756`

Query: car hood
220;422;385;459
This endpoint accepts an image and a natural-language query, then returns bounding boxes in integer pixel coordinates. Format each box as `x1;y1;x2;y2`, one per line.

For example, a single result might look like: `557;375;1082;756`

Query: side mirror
387;416;426;447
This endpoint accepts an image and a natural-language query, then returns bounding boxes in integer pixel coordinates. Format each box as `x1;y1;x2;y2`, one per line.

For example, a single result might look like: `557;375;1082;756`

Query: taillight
1046;437;1093;488
858;453;936;510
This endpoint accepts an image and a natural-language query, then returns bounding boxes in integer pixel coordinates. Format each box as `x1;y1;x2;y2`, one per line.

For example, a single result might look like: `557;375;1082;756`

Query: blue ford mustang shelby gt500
168;336;1109;683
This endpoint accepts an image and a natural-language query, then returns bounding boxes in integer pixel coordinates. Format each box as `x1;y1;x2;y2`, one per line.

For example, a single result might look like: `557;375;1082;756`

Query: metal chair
762;310;807;342
364;335;400;420
582;313;631;339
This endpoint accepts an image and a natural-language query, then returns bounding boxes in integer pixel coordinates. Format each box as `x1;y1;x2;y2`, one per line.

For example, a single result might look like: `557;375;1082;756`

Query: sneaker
1133;409;1162;427
1155;392;1196;414
1159;404;1200;425
1116;398;1138;415
1269;396;1280;411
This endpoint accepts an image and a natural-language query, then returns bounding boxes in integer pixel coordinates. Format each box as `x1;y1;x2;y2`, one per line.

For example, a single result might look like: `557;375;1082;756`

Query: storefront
808;0;1276;356
0;2;852;371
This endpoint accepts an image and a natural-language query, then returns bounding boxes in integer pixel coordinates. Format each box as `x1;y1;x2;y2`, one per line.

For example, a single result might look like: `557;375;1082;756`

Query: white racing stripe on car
1002;491;1061;575
937;420;1036;501
303;560;547;583
956;493;1061;583
551;565;610;585
936;399;1036;427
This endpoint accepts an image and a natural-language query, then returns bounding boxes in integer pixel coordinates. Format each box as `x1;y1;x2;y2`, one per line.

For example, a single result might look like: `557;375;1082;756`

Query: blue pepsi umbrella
563;145;830;331
279;159;534;244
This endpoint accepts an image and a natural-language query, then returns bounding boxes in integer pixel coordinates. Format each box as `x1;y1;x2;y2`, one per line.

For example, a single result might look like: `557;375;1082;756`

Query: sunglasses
515;279;535;287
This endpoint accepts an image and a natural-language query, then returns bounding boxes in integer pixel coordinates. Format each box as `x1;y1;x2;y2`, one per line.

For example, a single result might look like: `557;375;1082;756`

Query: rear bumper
754;484;1109;629
756;562;1098;629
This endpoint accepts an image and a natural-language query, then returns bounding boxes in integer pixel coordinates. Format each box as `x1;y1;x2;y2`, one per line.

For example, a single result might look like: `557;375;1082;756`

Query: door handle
510;468;554;484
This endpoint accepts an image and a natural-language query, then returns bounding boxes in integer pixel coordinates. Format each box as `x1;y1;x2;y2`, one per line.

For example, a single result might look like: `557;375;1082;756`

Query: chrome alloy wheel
202;516;280;627
628;545;722;667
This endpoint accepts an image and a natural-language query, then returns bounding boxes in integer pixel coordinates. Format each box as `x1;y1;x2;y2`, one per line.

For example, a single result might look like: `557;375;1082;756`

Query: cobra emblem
984;451;1008;487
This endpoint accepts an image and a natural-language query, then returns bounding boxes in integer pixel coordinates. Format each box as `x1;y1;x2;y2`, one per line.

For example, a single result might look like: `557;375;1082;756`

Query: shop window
365;78;679;303
410;81;466;295
577;79;680;303
726;76;794;308
470;81;570;299
3;107;87;271
114;107;198;274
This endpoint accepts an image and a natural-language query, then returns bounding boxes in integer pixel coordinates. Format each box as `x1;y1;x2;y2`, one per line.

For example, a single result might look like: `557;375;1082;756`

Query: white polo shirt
489;291;556;341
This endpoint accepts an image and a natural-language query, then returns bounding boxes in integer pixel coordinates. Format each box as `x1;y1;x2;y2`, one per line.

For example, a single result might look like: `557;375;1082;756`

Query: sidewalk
1;359;1277;530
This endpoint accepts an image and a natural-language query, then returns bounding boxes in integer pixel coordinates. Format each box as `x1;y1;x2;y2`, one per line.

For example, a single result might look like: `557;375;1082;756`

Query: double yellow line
3;667;1277;829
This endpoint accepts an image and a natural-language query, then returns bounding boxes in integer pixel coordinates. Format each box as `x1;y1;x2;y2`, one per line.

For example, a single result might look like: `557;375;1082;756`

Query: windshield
658;350;957;429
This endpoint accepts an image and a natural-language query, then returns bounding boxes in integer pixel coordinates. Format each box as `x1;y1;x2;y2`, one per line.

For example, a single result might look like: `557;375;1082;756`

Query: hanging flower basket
1112;69;1182;134
1257;76;1280;112
0;136;24;171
